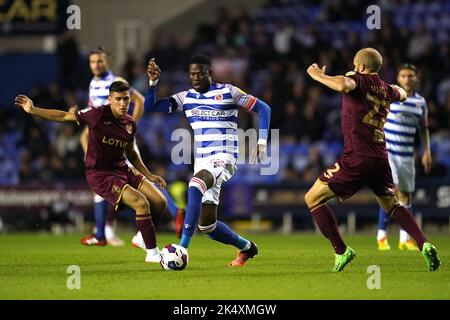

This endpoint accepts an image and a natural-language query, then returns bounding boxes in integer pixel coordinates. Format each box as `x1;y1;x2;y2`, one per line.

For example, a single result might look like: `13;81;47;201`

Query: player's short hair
89;46;114;64
356;48;382;73
190;54;211;66
109;80;130;94
397;63;418;75
89;46;108;57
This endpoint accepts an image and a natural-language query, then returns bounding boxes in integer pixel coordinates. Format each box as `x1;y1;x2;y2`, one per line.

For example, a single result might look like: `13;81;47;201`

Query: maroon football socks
391;206;427;250
311;204;346;254
151;213;161;227
135;214;157;249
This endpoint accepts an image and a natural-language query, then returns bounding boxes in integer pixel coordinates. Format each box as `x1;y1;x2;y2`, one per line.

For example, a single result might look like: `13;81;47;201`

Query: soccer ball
160;244;189;271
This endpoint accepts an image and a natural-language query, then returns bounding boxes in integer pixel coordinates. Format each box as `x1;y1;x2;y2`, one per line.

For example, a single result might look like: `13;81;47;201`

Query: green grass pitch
0;232;448;299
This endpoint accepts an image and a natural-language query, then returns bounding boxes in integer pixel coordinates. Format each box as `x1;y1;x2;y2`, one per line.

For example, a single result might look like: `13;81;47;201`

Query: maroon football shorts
319;152;395;200
86;166;146;209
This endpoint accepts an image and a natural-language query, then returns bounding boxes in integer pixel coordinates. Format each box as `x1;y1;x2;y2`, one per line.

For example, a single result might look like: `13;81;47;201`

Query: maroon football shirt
341;71;400;159
75;105;136;171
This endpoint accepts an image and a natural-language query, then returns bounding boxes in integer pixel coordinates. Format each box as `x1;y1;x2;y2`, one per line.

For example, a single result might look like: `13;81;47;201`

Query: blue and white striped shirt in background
89;71;117;107
384;92;428;161
89;71;135;115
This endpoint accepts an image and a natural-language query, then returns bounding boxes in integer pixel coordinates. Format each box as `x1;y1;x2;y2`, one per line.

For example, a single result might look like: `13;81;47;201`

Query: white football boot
131;231;146;251
145;247;162;263
105;224;125;247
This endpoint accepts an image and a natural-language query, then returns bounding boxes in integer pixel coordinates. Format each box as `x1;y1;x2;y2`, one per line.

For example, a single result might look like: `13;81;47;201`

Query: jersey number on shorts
363;93;390;143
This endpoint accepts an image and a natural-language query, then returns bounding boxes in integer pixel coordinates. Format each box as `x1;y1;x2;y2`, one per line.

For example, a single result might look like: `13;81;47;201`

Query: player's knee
194;170;214;189
305;189;317;210
133;196;150;214
379;196;399;215
153;193;167;213
197;221;217;234
189;177;208;194
397;192;411;206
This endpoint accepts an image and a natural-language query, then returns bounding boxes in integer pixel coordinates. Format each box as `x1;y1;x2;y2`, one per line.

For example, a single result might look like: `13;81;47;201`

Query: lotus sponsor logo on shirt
102;136;129;148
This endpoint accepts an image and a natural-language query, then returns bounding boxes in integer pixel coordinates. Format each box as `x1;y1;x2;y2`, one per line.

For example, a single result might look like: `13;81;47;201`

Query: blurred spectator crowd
1;0;450;186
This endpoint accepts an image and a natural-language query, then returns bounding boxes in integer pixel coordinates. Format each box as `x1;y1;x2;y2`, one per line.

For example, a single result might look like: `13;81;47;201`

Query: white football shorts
388;156;415;193
194;158;237;205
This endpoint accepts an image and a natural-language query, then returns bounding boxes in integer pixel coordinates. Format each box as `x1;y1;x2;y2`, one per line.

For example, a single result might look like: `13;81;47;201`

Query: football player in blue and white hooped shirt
144;55;271;266
377;64;431;251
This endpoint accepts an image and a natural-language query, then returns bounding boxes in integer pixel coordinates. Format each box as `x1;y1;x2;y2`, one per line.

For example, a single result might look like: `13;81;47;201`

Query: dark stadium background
0;0;449;235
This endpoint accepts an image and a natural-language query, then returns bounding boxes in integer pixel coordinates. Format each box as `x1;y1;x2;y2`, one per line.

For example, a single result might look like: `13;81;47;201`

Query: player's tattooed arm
15;95;77;122
125;139;167;189
307;63;356;93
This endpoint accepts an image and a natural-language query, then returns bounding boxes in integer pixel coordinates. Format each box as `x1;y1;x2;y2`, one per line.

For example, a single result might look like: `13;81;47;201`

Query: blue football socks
207;221;250;250
180;186;203;248
378;207;389;231
94;200;108;240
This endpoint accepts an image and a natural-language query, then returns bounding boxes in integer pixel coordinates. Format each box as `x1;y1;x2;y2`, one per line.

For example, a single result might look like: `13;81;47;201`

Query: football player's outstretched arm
249;98;271;164
15;95;77;122
307;63;357;94
67;105;89;154
144;58;173;113
390;84;408;102
125;139;167;189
